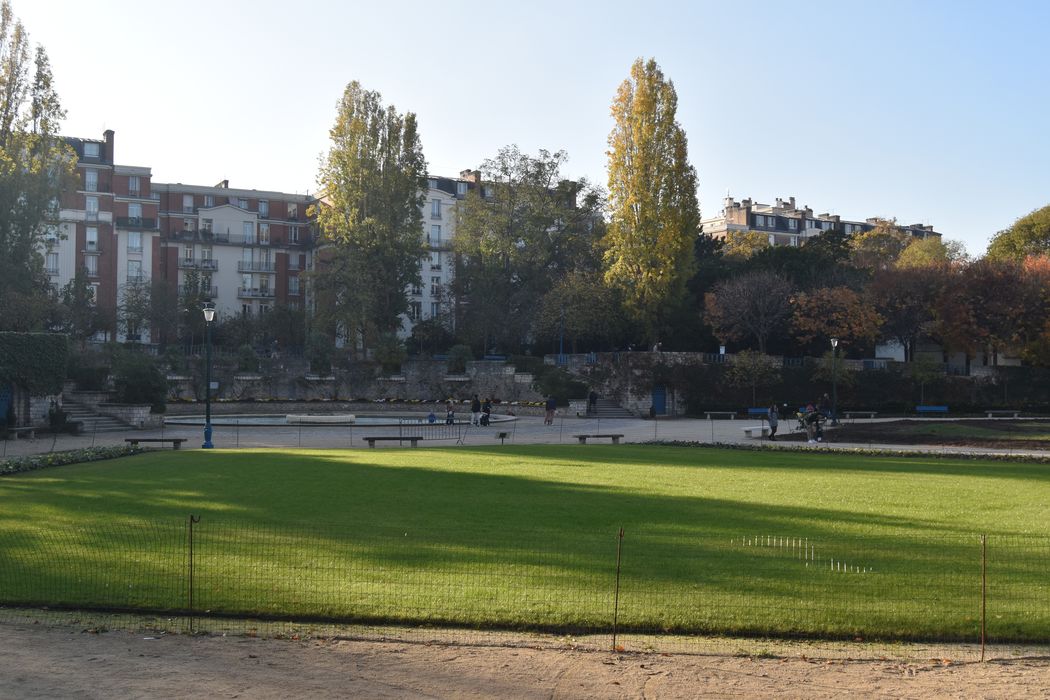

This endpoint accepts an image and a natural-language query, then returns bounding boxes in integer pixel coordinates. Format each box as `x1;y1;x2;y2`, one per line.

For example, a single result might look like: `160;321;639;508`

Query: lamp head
202;303;216;323
830;337;839;348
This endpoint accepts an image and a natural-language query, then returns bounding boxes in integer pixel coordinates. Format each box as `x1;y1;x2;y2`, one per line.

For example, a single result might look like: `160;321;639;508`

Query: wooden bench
742;425;770;438
124;438;187;450
364;436;420;448
916;405;949;415
704;411;736;420
844;411;878;419
985;409;1021;418
8;426;36;439
573;434;624;444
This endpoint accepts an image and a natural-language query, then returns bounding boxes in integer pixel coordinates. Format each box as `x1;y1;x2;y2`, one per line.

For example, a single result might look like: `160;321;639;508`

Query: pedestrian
470;394;482;426
544;395;557;425
804;402;823;443
818;393;832;420
480;397;492;427
427;411;437;424
588;390;598;415
445;400;455;425
767;403;779;441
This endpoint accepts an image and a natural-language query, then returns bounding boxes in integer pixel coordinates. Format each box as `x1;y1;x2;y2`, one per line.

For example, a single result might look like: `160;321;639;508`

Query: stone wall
99;403;163;429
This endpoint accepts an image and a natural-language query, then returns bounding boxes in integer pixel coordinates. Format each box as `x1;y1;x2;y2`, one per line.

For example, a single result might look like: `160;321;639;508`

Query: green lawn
2;445;1049;641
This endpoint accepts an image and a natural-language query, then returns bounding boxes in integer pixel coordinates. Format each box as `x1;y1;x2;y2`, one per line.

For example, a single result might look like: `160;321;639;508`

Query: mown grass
2;445;1049;641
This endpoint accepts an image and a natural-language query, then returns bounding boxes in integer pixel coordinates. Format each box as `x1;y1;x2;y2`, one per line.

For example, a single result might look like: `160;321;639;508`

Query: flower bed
0;445;142;476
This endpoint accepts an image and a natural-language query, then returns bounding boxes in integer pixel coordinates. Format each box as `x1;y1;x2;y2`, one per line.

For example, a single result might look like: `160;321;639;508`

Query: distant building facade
700;195;942;248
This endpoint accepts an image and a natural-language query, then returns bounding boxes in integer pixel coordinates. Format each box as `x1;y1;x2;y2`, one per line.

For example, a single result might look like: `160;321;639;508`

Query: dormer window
83;142;100;158
428;178;438;189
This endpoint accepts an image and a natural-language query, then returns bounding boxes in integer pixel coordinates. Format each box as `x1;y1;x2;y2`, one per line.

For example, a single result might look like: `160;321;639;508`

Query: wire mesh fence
2;519;1049;659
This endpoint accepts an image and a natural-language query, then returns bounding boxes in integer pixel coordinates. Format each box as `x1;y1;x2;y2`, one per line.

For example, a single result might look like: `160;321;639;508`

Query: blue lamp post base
202;423;214;449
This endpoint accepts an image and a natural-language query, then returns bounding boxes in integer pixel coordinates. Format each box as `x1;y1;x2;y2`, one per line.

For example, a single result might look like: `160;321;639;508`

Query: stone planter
98;403;163;429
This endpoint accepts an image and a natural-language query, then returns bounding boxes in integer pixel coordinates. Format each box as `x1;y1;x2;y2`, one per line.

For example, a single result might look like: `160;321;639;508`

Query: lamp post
202;303;216;448
830;337;839;426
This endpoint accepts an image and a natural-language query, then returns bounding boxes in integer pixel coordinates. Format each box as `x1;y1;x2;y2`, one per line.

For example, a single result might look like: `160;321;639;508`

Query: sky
16;0;1050;255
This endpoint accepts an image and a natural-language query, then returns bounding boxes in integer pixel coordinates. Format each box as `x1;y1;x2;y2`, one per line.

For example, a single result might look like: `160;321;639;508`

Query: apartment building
700;195;941;248
53;131;315;343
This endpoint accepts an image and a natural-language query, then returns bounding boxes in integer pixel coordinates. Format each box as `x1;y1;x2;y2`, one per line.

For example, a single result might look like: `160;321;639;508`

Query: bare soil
3;624;1050;699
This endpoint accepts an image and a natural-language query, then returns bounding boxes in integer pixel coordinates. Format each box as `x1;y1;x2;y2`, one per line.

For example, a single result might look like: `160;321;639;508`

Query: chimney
215;179;229;189
103;129;115;163
775;198;783;209
789;196;796;209
803;207;813;217
459;169;480;183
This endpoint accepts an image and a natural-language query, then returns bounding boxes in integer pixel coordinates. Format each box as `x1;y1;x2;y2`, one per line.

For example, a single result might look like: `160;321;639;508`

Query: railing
288;287;300;296
178;258;219;271
45;267;59;275
178;285;218;297
85;210;99;221
83;243;102;253
115;216;158;229
237;287;275;299
238;260;276;272
125;274;147;284
127;244;143;253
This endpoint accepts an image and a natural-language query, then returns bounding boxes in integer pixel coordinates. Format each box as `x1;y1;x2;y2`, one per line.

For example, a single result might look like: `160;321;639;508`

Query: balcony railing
45;267;59;275
178;258;219;271
237;287;275;299
237;260;276;272
84;243;102;253
116;216;158;229
178;285;218;298
127;244;143;253
125;274;147;284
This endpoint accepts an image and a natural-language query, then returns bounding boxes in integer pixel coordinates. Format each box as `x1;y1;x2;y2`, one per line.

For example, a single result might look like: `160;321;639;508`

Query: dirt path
3;624;1049;699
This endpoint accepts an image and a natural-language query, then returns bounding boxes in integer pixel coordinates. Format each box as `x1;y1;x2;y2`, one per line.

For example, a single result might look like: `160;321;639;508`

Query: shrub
306;331;333;375
447;344;473;374
112;353;167;413
0;445;142;476
237;344;258;373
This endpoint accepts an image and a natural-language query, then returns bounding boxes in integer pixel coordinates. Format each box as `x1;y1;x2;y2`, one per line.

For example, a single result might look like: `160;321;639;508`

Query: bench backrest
746;408;768;415
916;405;948;411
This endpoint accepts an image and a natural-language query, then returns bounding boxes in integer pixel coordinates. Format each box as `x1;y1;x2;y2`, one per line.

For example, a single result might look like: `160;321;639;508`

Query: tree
451;146;604;353
791;286;884;348
896;237;968;269
117;280;151;343
58;268;103;348
725;349;780;405
604;57;700;344
704;270;793;353
312;80;427;352
532;271;622;353
986;204;1050;261
0;2;75;330
849;219;911;271
870;266;947;361
721;230;768;260
176;268;210;344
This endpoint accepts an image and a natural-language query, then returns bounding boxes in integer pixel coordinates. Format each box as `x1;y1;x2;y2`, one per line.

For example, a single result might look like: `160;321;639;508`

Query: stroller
796;407;825;442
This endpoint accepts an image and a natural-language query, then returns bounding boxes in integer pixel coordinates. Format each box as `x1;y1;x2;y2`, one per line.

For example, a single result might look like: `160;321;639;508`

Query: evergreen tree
312;81;427;353
604;58;699;344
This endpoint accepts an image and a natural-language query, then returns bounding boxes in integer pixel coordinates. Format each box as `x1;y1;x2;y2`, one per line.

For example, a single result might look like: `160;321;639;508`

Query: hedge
0;332;70;395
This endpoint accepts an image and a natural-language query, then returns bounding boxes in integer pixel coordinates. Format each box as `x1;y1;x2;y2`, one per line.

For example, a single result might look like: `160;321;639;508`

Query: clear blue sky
18;0;1050;254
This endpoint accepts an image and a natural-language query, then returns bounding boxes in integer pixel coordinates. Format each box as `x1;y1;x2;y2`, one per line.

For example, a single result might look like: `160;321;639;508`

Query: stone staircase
587;398;635;419
62;399;133;433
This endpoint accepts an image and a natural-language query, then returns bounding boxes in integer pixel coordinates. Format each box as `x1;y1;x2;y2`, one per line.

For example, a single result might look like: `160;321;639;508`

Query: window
45;253;58;274
787;219;798;230
243;221;254;243
184;245;194;260
127;260;142;281
430;302;440;318
182;194;194;213
201;218;213;233
83;142;100;158
88;284;99;304
128;231;142;252
289;276;300;295
85;255;98;276
259;304;270;315
128;176;140;196
86;226;98;251
456;182;467;197
430;224;441;244
128;202;142;220
237;198;248;209
201;246;212;260
183;218;194;231
410;301;421;320
258;200;269;218
289;225;300;243
85;196;99;220
428;178;437;189
431;198;441;218
410;283;422;295
430;276;441;295
85;169;98;192
431;251;441;268
259;223;270;245
242;304;252;317
287;202;298;219
45;226;59;243
203;195;214;208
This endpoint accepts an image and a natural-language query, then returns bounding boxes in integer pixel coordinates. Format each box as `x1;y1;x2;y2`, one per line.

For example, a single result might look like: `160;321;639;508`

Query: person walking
480;397;492;426
445;400;455;425
470;394;482;426
767;403;779;441
544;395;557;425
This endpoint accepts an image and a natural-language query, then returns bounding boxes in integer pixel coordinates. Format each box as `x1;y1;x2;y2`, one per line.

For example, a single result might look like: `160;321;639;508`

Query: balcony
127;244;143;254
125;274;147;284
45;267;59;276
178;258;219;271
116;216;158;230
83;243;102;254
178;285;218;298
237;260;276;272
237;287;275;299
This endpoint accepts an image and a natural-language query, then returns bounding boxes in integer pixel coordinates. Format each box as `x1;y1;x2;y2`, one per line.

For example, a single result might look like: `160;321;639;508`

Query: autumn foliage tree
604;58;699;345
704;270;793;353
791;286;884;348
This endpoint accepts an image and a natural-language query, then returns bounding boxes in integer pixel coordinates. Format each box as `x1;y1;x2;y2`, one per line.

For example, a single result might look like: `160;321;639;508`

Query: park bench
364;436;420;448
984;409;1021;418
8;426;36;439
573;434;624;444
704;411;736;420
124;438;187;450
916;405;949;415
844;411;878;419
742;425;770;438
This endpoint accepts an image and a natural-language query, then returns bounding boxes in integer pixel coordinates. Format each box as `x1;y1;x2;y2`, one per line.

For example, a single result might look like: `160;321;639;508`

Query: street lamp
202;303;216;448
830;337;839;426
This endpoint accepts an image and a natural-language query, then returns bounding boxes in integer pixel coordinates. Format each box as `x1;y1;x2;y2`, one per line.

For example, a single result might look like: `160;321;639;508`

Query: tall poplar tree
0;0;75;330
312;81;427;351
603;58;699;345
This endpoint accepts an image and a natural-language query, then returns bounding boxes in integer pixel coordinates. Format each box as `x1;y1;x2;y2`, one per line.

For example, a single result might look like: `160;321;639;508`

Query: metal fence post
981;533;987;662
612;526;624;651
